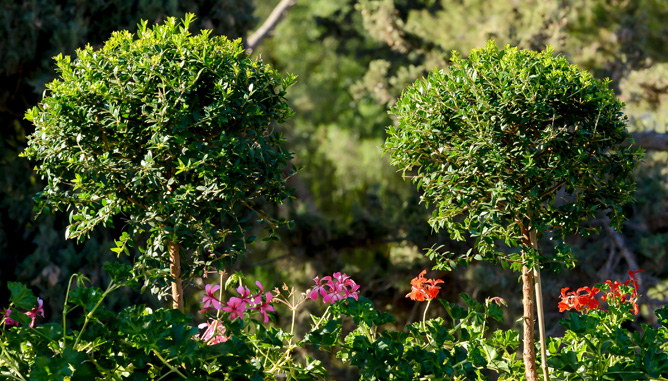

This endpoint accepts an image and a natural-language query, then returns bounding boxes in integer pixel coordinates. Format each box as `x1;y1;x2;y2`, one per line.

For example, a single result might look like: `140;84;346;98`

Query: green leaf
333;296;396;326
303;319;342;350
9;310;31;326
68;286;104;312
30;355;73;379
559;313;598;334
655;305;668;327
546;350;580;373
8;282;37;311
103;262;137;289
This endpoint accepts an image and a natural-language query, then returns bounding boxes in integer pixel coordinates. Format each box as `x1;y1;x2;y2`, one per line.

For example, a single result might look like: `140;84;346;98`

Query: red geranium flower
559;270;644;316
406;270;444;302
558;286;600;313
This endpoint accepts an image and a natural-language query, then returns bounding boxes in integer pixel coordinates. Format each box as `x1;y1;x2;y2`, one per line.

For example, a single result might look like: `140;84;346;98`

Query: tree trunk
169;241;184;312
531;231;550;381
520;222;539;381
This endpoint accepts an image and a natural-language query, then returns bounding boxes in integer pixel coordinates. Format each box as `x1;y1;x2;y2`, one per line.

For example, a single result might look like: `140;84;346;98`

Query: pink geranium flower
309;272;361;304
309;276;331;301
2;309;18;327
201;284;221;311
25;297;45;328
201;280;275;322
196;319;228;345
251;292;275;323
237;285;252;301
222;297;246;320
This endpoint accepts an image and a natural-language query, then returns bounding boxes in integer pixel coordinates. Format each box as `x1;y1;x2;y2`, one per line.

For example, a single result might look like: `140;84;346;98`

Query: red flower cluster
558;270;643;315
558;286;600;313
406;270;444;302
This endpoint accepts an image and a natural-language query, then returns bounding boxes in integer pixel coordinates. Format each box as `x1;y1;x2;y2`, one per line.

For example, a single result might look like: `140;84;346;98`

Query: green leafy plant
550;270;668;380
5;265;668;380
0;264;267;380
21;14;296;310
200;269;522;380
384;40;643;380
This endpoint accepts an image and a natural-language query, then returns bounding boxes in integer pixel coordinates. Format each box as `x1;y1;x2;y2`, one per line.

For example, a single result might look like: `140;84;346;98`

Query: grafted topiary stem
531;230;550;381
169;241;184;312
520;222;538;381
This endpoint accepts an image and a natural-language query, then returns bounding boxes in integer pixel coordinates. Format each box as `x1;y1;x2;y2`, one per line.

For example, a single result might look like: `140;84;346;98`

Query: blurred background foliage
2;0;668;371
253;0;668;328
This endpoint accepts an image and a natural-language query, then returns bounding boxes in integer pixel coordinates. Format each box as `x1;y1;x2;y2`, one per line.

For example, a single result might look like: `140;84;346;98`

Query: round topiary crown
384;41;643;270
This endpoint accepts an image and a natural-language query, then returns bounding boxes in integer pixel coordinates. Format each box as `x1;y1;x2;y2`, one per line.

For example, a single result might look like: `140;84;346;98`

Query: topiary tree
21;14;296;311
384;41;643;380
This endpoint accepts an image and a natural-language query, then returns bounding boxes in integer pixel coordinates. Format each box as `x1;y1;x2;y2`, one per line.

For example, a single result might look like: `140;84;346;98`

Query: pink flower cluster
195;273;360;345
1;298;44;328
196;281;274;345
308;272;360;304
201;281;275;323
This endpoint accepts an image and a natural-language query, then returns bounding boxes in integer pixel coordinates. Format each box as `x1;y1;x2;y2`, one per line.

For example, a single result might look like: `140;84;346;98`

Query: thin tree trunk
520;222;539;381
531;230;550;381
169;241;184;312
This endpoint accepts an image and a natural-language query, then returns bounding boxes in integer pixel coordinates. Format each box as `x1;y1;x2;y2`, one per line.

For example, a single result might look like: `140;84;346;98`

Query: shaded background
2;0;668;374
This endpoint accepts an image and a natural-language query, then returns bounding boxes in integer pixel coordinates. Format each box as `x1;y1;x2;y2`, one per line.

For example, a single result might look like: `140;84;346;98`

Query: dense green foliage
5;268;668;380
22;15;295;299
1;269;270;380
385;41;642;270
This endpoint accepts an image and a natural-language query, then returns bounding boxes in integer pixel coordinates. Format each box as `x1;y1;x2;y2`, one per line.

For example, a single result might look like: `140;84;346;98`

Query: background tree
21;14;295;310
384;41;643;380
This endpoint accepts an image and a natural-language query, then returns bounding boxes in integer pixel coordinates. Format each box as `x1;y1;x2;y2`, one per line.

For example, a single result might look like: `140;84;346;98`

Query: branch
601;217;643;287
632;131;668;151
246;0;297;54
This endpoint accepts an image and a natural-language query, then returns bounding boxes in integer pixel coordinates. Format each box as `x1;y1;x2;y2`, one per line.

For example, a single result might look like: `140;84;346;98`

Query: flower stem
422;299;431;332
216;271;225;320
289;290;296;341
314;305;331;331
73;281;119;349
152;349;188;379
62;273;79;346
267;344;296;374
268;294;300;374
